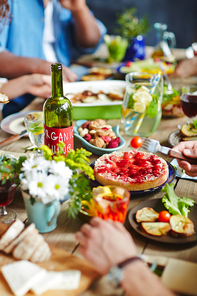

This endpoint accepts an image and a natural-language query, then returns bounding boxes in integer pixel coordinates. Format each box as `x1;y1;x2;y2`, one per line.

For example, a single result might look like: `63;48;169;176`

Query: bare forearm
72;6;100;47
0;76;31;99
121;261;175;296
0;52;51;79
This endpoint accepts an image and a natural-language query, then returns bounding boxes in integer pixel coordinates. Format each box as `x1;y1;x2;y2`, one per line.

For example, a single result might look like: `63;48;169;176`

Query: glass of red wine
180;87;197;121
0;180;17;223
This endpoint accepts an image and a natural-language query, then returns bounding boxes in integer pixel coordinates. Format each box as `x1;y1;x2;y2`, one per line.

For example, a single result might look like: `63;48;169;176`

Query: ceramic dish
168;130;182;147
87;162;176;195
74;120;126;156
64;80;126;120
128;198;197;244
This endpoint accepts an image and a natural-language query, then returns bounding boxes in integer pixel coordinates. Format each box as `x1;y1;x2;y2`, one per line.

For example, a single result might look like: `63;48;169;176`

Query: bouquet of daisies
20;142;94;217
20;157;73;204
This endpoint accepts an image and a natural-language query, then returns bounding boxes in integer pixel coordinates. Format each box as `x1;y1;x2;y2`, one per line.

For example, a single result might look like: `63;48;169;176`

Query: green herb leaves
116;7;150;40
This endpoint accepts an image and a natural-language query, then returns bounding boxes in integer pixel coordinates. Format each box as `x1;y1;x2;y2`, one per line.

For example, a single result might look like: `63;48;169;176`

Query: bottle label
44;124;74;155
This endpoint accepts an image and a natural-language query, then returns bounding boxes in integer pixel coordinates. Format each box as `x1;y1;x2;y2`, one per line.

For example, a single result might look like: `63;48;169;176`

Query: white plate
63;80;126;107
1;110;39;135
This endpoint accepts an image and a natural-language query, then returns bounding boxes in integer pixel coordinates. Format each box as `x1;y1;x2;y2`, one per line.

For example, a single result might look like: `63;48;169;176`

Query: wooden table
0;47;197;295
0;100;197;295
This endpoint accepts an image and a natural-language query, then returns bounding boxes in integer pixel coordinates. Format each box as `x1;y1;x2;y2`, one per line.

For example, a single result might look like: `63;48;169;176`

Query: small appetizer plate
74;119;126;156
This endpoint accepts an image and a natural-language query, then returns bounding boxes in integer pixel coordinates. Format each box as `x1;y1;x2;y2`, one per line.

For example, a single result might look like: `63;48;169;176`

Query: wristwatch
107;256;143;288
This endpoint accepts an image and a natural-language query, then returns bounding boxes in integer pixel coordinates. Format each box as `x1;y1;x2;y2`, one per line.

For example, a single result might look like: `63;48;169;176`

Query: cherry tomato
158;211;171;223
130;137;143;149
125;61;132;67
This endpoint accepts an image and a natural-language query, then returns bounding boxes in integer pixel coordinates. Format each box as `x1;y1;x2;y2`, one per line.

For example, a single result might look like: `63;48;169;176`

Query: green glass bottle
43;63;74;155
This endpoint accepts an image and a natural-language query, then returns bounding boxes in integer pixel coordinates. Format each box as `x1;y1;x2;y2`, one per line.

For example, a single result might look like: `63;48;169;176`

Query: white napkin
170;159;197;181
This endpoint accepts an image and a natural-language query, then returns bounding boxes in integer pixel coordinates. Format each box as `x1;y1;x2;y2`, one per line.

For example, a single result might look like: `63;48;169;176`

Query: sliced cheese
31;271;62;295
1;260;46;296
51;270;81;290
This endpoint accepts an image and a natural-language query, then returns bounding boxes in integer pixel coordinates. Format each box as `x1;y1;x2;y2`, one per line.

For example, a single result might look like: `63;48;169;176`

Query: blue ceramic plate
87;162;176;195
74;120;126;156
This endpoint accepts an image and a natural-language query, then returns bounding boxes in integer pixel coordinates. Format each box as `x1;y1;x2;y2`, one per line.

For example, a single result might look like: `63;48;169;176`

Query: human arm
0;51;77;81
59;0;101;47
173;141;197;176
76;217;175;296
0;74;51;100
170;57;197;78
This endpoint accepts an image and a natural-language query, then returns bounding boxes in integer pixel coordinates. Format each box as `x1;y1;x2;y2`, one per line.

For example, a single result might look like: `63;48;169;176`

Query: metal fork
142;138;197;164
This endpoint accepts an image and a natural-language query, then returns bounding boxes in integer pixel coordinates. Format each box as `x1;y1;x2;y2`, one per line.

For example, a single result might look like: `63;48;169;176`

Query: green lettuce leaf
161;183;194;217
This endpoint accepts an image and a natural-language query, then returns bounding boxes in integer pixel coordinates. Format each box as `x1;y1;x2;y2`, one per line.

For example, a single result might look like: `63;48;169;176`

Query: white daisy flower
21;157;48;172
48;160;72;178
45;174;70;201
27;171;48;200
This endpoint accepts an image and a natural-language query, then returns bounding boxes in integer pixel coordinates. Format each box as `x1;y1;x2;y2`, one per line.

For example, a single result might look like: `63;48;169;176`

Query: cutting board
0;245;100;296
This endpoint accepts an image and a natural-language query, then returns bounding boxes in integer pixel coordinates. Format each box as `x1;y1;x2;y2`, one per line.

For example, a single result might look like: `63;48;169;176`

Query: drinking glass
93;186;130;223
121;72;163;137
104;35;128;63
180;87;197;121
24;111;44;150
0;181;17;223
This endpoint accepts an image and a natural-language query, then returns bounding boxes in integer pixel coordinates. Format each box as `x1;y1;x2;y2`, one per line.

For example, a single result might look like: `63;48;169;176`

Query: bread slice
180;123;197;137
30;241;51;263
12;230;44;260
141;222;171;236
0;92;9;104
0;219;24;250
4;223;37;254
89;67;113;77
170;215;194;237
1;260;46;296
136;207;159;223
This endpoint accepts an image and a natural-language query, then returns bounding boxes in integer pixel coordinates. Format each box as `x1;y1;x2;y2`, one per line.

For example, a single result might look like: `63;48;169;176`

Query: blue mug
22;190;61;233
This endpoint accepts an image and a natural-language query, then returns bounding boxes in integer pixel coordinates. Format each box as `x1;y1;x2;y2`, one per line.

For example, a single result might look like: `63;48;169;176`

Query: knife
0;130;28;148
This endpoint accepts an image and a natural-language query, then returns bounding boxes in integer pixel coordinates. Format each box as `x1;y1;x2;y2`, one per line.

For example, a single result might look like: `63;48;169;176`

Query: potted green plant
115;7;150;61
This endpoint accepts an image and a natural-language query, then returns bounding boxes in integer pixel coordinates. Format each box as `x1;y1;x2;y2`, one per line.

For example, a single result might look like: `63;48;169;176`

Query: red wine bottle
43;63;73;155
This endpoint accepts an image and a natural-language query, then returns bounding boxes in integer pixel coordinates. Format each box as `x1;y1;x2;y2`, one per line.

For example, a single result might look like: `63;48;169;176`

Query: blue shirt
0;0;106;117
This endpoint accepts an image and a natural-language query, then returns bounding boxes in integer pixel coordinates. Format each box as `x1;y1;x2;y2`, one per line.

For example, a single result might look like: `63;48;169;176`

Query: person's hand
62;65;78;82
27;74;51;98
170;57;197;78
33;59;77;82
173;141;197;176
75;217;137;275
59;0;87;13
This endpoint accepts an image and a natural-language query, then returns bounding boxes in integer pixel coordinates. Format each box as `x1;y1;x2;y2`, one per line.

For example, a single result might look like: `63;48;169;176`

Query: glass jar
121;72;163;137
151;23;176;60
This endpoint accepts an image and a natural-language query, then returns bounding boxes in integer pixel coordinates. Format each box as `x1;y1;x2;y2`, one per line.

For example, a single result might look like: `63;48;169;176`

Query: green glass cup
104;35;128;63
